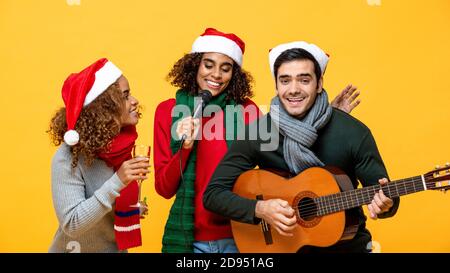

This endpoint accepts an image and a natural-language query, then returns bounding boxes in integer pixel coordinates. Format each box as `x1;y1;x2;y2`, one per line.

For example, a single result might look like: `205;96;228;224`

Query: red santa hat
269;41;330;77
62;58;122;146
191;27;245;66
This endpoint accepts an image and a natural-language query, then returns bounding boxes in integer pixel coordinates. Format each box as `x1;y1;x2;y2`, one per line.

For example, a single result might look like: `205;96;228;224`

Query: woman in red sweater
153;28;361;253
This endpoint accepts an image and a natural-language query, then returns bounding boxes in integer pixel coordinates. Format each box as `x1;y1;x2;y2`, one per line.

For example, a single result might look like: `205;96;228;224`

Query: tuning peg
435;165;440;170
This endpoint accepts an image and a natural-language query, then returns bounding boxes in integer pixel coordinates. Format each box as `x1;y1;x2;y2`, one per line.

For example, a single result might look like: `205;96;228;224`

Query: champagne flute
130;144;151;214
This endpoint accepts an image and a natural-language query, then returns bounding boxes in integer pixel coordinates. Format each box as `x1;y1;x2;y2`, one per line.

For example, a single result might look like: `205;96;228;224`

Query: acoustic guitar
231;165;450;253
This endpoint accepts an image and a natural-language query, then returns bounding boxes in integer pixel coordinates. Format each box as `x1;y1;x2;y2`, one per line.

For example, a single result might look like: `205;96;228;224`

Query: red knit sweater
153;98;261;241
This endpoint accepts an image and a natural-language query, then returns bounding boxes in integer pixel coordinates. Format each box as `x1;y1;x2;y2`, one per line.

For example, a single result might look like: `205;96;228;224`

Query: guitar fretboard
315;175;424;216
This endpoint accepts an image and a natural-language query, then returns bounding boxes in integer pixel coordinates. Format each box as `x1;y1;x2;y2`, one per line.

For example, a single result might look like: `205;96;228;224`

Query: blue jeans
193;238;239;253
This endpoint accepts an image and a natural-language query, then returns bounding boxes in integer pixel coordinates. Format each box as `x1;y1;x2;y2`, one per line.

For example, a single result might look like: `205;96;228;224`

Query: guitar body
231;167;359;253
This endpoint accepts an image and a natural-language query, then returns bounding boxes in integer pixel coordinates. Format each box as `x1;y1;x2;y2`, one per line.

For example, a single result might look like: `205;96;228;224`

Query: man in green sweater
203;41;400;252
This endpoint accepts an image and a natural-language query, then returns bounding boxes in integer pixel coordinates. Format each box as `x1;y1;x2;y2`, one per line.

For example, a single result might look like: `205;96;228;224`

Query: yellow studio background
0;0;449;253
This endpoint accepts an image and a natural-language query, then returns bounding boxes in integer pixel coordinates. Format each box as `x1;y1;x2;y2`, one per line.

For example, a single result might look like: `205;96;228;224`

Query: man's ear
275;79;279;96
317;77;323;93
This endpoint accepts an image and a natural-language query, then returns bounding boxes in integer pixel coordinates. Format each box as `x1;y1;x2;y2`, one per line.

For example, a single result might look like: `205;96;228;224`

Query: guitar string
297;176;435;212
295;179;426;212
297;182;432;218
297;182;423;215
293;181;438;218
295;176;422;209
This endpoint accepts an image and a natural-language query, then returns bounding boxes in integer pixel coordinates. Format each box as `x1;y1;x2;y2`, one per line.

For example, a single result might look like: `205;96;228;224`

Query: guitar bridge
256;194;273;245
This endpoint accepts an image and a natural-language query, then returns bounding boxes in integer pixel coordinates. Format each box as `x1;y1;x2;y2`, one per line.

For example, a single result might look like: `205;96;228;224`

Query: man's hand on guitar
367;178;394;220
255;199;297;237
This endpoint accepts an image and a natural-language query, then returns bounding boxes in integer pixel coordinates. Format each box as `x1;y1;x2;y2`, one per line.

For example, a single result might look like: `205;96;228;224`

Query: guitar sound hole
298;197;317;221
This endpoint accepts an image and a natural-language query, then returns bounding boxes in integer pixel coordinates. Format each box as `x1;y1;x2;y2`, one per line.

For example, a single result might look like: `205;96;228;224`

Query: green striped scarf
162;89;243;253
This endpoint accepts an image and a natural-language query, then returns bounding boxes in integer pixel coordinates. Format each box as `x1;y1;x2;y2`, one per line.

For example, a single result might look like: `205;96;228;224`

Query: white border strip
114;224;141;232
84;61;122;106
191;35;243;66
421;174;427;190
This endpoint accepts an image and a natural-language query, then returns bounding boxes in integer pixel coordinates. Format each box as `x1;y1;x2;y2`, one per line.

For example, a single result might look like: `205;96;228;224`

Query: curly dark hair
48;83;126;169
166;53;253;104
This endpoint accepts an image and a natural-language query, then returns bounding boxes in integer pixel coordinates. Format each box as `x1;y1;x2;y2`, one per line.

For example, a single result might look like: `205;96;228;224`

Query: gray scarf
270;90;332;174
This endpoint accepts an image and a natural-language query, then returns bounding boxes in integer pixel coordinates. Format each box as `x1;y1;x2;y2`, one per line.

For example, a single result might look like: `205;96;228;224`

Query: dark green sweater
203;108;400;252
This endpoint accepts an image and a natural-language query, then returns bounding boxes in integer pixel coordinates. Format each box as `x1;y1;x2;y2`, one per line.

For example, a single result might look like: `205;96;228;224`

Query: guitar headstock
424;163;450;192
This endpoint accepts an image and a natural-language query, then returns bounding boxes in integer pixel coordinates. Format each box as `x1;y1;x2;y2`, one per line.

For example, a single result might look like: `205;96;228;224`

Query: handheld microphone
180;90;213;143
178;90;212;245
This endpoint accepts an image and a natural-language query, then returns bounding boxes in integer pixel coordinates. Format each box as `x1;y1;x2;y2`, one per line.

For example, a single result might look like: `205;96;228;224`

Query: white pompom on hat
61;58;122;146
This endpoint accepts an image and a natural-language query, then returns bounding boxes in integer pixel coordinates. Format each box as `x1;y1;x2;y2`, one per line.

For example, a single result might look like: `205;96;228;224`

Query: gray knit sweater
49;144;127;253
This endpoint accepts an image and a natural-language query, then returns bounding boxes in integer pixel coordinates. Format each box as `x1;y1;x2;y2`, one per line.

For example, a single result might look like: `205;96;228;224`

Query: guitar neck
316;175;425;216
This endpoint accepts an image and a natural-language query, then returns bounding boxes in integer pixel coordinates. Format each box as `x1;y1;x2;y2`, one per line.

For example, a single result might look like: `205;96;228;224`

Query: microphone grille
200;90;213;104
